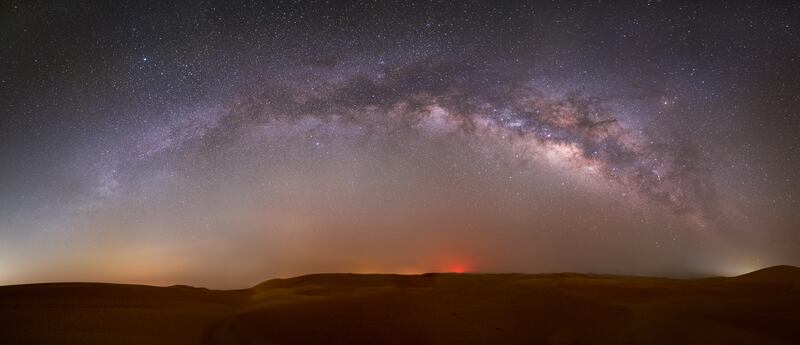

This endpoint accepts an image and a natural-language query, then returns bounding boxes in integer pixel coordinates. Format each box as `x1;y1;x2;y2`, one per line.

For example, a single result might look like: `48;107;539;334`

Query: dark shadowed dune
0;283;248;345
731;265;800;283
2;267;800;344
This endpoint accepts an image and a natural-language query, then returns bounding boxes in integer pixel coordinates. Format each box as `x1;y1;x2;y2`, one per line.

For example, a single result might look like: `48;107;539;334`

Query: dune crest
734;265;800;282
2;270;800;344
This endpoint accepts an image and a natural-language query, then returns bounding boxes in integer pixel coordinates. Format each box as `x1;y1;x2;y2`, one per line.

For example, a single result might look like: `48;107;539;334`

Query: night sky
1;1;798;288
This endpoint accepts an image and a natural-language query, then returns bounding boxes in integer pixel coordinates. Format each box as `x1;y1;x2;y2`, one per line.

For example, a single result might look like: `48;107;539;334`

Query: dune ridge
1;266;799;344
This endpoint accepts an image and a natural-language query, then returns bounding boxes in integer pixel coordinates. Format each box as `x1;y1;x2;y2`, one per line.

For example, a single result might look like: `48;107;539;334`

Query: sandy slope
1;267;799;344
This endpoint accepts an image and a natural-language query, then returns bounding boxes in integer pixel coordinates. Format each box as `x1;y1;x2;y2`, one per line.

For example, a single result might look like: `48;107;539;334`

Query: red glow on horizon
449;264;467;273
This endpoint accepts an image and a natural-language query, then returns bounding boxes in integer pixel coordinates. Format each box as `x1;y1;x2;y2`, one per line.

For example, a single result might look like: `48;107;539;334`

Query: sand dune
731;265;800;283
2;267;799;344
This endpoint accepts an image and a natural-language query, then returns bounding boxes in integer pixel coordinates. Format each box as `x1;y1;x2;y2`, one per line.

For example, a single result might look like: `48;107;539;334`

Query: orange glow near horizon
449;264;468;273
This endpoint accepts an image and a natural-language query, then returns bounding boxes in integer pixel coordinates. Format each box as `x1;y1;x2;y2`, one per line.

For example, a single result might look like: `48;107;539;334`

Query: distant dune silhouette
2;267;799;344
731;265;800;283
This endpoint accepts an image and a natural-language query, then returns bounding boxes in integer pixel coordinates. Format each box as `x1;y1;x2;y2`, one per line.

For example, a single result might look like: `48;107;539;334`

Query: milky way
127;76;717;223
1;1;799;288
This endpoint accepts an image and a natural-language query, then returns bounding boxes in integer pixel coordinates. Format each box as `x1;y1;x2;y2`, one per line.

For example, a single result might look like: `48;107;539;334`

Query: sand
2;266;799;344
